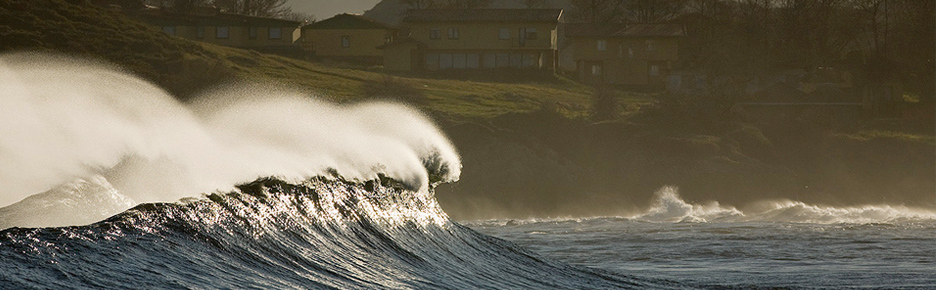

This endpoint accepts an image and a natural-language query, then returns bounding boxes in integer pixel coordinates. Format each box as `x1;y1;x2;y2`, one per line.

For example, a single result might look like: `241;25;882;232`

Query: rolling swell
0;177;661;289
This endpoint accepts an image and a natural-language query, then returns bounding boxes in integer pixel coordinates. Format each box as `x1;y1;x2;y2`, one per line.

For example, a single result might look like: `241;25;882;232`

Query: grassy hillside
3;0;932;220
1;1;652;121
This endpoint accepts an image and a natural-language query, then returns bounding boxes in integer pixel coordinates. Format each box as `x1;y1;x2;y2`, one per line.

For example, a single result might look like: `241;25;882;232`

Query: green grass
0;1;654;122
835;130;936;146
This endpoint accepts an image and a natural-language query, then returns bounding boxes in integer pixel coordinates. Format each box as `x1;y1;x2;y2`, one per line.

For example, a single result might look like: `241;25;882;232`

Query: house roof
565;23;685;38
303;13;395;30
137;9;301;27
402;9;563;23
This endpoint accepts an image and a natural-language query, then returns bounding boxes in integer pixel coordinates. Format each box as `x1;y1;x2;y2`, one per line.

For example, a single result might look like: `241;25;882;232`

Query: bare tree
570;0;625;23
229;0;292;18
624;0;685;23
401;0;439;9
523;0;545;8
442;0;493;9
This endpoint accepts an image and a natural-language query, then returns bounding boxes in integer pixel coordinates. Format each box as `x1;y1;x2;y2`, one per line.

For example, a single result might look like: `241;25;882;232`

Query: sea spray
633;186;936;223
0;53;461;229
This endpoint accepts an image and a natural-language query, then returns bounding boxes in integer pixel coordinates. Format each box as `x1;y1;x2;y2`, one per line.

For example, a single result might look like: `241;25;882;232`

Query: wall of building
164;25;298;48
382;42;417;71
571;37;679;85
301;28;392;58
407;22;557;51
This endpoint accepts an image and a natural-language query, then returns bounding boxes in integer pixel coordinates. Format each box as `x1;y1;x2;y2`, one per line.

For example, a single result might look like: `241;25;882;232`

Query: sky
286;0;382;20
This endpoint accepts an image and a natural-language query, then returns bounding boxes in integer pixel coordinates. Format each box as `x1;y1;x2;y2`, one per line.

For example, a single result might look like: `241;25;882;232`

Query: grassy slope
1;1;653;121
3;1;932;219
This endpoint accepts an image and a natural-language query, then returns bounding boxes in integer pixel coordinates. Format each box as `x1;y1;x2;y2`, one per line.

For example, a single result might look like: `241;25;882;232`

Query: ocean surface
469;218;936;289
3;53;934;289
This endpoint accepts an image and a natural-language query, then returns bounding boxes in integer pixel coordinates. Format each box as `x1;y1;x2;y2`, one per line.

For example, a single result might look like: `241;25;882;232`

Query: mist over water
632;186;936;224
0;53;460;229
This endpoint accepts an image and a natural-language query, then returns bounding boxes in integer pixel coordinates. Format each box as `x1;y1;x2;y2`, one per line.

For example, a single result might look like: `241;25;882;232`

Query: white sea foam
633;186;936;224
0;53;460;228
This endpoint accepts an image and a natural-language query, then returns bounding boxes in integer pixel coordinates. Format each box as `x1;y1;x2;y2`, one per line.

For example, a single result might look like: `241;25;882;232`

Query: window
591;64;602;75
467;54;480;69
483;53;496;69
269;27;281;39
453;53;466;69
448;27;459;39
341;35;350;48
522;53;536;68
425;53;439;70
439;53;453;69
597;39;607;51
509;53;521;68
498;27;510;40
524;27;537;40
646;39;655;51
495;53;509;68
649;64;660;76
430;28;441;39
196;26;205;39
248;27;257;39
162;26;175;35
216;26;229;39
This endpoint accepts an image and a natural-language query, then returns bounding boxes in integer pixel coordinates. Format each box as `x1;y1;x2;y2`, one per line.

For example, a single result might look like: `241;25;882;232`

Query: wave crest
634;187;936;224
0;53;460;229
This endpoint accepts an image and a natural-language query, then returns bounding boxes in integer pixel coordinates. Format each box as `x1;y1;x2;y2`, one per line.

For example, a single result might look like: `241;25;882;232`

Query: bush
360;74;426;104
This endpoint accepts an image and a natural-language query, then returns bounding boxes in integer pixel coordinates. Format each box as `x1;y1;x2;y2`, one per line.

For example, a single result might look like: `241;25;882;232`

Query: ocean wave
633;187;936;224
0;53;460;228
0;177;661;289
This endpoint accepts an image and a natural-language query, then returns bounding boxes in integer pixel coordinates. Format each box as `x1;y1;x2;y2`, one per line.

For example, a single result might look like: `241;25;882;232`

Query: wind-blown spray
0;53;460;228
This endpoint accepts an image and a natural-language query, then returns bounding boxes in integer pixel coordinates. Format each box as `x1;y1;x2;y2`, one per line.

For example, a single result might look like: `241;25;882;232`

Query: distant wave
632;186;936;224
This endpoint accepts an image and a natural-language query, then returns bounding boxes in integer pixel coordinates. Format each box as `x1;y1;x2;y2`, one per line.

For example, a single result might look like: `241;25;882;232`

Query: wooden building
566;23;684;86
381;9;563;72
298;14;397;64
138;8;301;53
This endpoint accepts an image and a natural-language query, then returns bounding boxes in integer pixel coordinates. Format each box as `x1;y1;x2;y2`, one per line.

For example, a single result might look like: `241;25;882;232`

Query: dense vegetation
2;0;933;220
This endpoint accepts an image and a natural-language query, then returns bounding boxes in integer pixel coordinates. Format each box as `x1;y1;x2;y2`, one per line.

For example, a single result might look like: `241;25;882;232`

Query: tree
523;0;545;8
624;0;685;23
570;0;625;23
442;0;493;9
229;0;292;18
401;0;439;9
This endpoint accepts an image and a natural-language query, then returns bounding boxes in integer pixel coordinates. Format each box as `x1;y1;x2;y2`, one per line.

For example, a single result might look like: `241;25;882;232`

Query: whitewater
2;53;934;289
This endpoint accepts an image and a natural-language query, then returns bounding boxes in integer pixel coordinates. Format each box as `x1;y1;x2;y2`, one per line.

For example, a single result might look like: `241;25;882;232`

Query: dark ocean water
468;217;936;289
0;178;675;289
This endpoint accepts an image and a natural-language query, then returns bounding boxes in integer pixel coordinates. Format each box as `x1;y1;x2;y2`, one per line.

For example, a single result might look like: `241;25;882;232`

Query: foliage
589;86;618;122
360;74;427;104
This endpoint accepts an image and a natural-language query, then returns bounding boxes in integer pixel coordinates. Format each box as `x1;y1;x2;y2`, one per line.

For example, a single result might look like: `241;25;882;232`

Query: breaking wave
0;177;662;289
0;53;458;229
0;53;673;288
633;186;936;224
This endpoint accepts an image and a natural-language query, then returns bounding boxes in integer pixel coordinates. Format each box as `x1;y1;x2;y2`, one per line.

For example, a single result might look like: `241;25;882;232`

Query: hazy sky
287;0;382;20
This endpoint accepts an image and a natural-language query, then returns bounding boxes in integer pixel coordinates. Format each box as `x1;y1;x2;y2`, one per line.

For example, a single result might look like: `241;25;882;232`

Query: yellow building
299;14;397;64
382;9;563;72
139;9;301;53
566;23;684;86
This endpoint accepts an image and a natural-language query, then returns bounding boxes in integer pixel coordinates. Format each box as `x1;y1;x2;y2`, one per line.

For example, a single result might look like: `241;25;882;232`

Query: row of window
589;63;661;76
428;27;538;41
596;39;655;51
162;26;282;40
424;52;543;70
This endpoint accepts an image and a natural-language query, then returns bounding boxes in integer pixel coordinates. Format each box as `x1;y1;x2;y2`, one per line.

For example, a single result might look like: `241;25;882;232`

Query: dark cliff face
434;110;935;220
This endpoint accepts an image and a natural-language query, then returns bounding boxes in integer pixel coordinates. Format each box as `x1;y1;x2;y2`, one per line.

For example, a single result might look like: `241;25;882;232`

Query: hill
2;0;933;220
